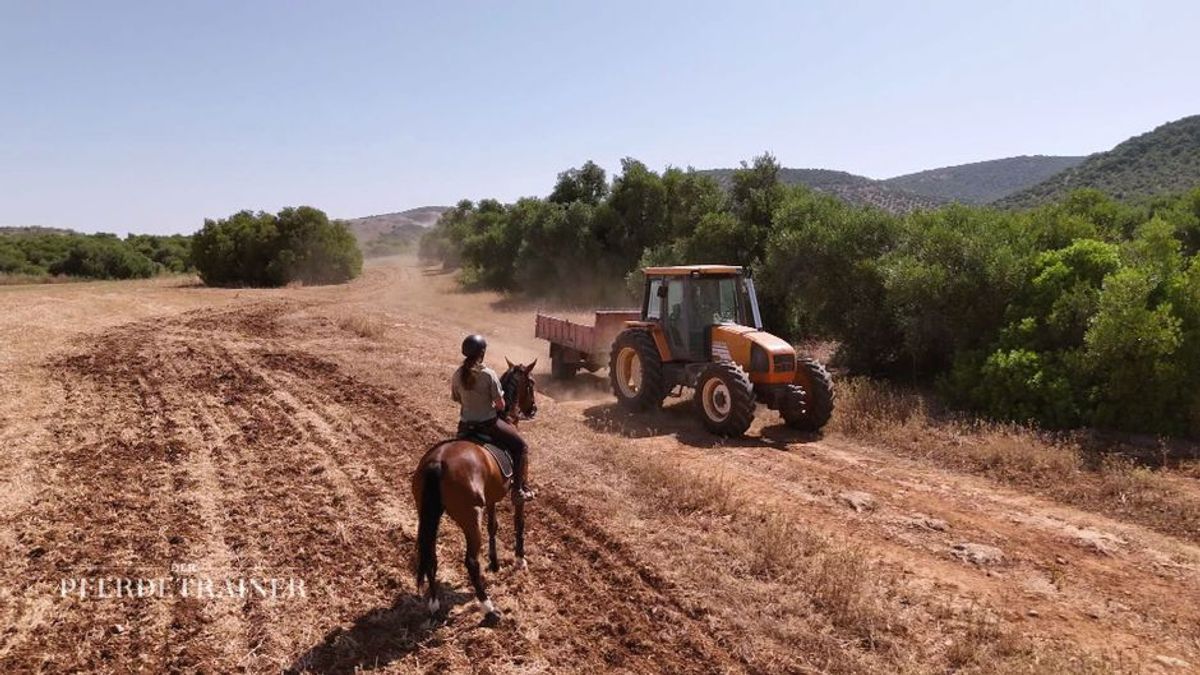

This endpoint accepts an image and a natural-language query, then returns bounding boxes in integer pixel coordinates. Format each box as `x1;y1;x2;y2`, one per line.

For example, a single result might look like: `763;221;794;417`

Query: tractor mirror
656;284;668;298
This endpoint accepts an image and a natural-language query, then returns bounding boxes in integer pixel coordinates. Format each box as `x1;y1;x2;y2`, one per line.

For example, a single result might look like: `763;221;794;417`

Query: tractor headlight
750;344;769;373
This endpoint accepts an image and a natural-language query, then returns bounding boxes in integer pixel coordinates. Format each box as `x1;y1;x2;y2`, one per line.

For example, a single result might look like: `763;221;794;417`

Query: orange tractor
535;265;834;436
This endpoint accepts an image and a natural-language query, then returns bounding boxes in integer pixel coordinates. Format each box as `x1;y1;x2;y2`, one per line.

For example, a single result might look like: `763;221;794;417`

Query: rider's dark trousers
489;418;528;478
459;417;529;479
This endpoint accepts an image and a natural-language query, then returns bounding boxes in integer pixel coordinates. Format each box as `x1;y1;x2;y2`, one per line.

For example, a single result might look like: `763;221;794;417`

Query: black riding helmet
461;334;487;358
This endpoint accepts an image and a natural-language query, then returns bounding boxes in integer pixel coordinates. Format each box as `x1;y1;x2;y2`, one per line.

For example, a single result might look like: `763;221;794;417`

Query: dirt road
1;259;1198;673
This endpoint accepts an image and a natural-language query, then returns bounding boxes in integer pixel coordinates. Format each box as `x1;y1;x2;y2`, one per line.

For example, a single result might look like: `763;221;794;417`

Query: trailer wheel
695;362;755;437
609;330;666;411
549;345;579;380
783;358;835;431
551;357;578;380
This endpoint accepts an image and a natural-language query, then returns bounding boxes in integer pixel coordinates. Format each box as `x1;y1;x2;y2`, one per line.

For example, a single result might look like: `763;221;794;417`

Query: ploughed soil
1;259;1198;673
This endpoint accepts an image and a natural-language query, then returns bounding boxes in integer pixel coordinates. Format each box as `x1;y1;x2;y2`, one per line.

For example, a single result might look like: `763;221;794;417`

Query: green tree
191;207;361;286
548;161;608;205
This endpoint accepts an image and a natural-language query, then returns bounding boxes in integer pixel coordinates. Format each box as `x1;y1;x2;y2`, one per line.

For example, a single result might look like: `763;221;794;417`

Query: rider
452;334;535;503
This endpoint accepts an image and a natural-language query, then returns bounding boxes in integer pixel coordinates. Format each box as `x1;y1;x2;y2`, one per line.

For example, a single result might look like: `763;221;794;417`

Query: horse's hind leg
487;503;500;573
453;505;499;620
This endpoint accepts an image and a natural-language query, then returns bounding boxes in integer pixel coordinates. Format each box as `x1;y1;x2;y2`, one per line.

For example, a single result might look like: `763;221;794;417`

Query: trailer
535;310;640;379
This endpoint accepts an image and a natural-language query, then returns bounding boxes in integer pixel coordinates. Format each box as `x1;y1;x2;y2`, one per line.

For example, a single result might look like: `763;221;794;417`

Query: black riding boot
510;450;535;503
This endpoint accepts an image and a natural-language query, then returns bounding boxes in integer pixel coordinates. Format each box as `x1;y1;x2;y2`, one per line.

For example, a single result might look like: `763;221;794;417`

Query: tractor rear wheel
783;357;835;431
695;362;756;436
609;330;667;411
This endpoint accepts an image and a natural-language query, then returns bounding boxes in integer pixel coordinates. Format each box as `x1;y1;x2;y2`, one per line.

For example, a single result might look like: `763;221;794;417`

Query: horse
412;358;538;623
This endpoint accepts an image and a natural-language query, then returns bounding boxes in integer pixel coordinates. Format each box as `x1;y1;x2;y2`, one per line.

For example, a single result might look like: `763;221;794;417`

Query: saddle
456;422;514;479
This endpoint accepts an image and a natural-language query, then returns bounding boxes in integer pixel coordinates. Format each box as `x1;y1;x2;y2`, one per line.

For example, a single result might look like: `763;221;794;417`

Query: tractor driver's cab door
644;276;692;360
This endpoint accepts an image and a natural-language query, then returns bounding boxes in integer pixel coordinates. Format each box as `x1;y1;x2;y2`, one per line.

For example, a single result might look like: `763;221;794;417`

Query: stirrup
513;487;536;503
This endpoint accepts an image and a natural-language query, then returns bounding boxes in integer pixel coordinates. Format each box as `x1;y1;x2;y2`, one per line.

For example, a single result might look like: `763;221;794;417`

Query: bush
191;206;361;287
421;154;1200;437
0;231;185;280
49;236;156;279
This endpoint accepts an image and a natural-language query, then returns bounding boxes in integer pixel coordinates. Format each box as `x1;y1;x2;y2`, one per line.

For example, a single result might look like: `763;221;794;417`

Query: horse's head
500;357;538;423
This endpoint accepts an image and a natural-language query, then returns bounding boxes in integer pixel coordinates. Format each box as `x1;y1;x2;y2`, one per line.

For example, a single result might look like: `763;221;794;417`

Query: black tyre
609;329;667;411
550;350;578;380
782;357;835;431
695;362;756;436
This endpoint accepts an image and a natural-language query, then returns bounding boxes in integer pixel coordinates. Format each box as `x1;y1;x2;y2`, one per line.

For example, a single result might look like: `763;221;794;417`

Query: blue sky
2;1;1198;235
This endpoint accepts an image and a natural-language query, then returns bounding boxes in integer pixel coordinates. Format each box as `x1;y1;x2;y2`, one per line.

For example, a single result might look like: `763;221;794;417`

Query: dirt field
1;258;1199;673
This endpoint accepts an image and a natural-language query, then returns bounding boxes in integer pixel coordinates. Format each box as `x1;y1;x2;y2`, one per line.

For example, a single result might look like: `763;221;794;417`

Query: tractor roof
642;264;743;276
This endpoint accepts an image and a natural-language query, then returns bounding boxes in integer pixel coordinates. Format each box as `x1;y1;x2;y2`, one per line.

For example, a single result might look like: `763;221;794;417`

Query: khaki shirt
451;364;503;422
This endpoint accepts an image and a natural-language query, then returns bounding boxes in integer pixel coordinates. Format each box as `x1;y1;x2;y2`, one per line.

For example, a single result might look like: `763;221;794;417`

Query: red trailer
534;310;640;379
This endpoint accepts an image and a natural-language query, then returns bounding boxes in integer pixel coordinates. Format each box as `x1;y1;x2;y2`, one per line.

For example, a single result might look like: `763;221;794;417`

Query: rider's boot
512;454;536;503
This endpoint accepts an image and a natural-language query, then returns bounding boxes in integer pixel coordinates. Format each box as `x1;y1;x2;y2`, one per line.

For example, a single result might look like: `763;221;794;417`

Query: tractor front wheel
782;357;835;431
695;362;756;436
609;330;667;411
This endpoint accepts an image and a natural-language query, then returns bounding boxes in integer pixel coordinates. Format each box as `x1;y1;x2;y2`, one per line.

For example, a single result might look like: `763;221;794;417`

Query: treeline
191;206;361;286
0;231;192;280
421;155;1200;436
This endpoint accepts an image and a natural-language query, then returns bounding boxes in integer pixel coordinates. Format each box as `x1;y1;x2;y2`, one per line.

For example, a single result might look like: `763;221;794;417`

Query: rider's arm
487;369;504;412
450;371;461;403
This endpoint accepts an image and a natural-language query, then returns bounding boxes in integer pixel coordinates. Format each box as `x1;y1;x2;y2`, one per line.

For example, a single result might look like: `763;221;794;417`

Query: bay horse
412;358;538;623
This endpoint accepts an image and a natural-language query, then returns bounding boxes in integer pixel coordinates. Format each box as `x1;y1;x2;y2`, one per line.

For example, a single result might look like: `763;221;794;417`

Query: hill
999;115;1200;208
882;155;1085;204
342;206;449;257
701;168;944;213
0;226;79;237
342;206;449;244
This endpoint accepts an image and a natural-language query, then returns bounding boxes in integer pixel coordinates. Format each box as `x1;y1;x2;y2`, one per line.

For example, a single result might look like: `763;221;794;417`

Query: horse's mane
498;365;519;418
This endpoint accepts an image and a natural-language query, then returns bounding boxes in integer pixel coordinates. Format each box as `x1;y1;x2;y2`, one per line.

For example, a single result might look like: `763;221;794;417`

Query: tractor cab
641;265;762;362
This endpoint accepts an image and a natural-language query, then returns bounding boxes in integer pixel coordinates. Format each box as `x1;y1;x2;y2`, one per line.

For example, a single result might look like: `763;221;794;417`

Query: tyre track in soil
3;319;218;671
3;301;750;674
606;423;1200;661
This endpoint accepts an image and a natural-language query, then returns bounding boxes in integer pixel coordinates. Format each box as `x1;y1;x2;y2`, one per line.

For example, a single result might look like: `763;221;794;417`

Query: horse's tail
415;461;444;590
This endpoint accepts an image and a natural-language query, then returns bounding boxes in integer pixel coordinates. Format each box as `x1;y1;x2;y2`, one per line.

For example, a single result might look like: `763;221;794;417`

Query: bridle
499;364;538;424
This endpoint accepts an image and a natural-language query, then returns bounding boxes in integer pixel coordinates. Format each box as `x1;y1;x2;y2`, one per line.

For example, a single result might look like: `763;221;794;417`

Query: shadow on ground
288;587;475;674
581;400;822;450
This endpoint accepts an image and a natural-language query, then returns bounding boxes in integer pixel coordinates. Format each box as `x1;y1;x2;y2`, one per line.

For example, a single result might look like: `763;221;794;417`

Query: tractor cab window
645;279;663;319
691;276;750;327
664;280;687;354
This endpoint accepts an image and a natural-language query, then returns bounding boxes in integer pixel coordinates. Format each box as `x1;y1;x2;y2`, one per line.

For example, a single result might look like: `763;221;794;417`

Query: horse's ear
505;356;514;370
526;359;537;373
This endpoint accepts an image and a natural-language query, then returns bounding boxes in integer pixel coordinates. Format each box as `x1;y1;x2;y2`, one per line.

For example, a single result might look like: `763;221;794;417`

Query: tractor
537;265;834;436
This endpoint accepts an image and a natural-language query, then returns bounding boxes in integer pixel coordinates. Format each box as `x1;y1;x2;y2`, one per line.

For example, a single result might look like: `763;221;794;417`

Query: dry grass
336;312;387;340
598;444;1118;672
0;273;80;286
830;377;1200;542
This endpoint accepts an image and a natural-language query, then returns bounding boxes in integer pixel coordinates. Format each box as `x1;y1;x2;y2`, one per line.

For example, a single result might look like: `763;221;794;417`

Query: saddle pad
483;443;513;479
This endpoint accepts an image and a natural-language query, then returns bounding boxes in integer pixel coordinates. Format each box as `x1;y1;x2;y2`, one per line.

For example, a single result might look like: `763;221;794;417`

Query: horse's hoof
516;557;528;571
482;610;502;627
488;562;500;573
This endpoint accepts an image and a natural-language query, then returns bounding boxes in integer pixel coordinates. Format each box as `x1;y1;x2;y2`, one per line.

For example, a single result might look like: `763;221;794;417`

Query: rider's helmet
461;334;487;358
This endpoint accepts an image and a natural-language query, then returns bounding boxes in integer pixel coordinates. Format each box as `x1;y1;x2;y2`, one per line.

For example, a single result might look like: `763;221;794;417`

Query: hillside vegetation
422;155;1200;437
701;167;943;214
883;155;1085;204
342;206;450;258
1001;115;1200;207
0;230;192;281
